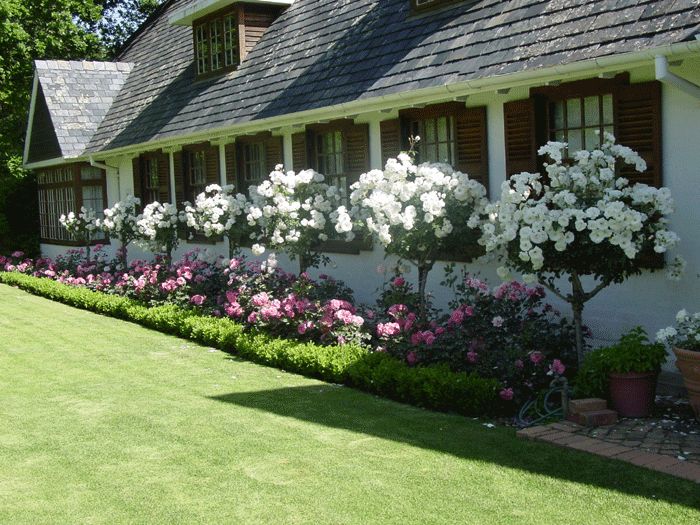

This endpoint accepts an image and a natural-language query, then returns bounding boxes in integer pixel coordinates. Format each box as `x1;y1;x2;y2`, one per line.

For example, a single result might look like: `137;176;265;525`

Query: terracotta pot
608;371;658;418
673;347;700;422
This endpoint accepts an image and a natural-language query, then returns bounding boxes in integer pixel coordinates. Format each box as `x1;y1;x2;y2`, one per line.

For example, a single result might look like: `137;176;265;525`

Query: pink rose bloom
190;294;206;305
176;277;186;286
529;351;544;364
406;351;418;366
387;304;408;319
467;351;479;363
11;250;24;258
449;308;465;325
463;306;474;317
334;309;355;325
328;299;353;312
435;327;445;336
260;305;282;321
491;316;504;328
251;292;270;307
297;320;314;335
376;322;401;338
392;276;405;287
549;359;566;375
225;290;238;304
514;359;524;369
499;388;514;401
247;312;258;324
225;302;243;318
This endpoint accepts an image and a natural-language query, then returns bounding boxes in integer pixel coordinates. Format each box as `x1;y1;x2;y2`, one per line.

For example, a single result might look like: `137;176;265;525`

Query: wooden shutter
157;152;170;203
265;136;283;173
503;99;539;177
455;106;488;189
174;151;185;210
345;123;370;183
225;143;237;187
205;144;220;186
380;119;401;168
132;157;143;204
615;81;662;187
292;132;307;171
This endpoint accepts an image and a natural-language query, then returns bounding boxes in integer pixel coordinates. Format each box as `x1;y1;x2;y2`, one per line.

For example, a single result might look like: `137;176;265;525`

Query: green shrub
0;272;501;416
575;327;667;398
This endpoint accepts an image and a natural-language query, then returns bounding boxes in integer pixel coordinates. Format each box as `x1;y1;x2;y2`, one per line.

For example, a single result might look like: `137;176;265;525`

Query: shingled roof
28;60;132;162
83;0;700;154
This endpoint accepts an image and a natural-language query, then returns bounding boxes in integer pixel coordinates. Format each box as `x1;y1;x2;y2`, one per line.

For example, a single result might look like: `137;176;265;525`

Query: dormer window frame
410;0;464;13
192;5;241;79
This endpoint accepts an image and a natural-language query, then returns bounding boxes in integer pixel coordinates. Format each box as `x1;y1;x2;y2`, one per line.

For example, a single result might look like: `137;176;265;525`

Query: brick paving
517;417;700;483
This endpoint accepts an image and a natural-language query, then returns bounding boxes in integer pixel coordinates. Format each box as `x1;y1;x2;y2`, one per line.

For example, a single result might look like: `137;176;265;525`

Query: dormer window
194;11;239;76
411;0;463;13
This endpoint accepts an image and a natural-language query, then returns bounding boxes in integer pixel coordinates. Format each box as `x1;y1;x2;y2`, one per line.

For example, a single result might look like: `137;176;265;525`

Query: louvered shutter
132;157;143;206
503;99;539;177
205;145;220;187
380;119;401;168
174;151;185;209
225;143;237;187
265;136;284;173
157;152;170;203
292;132;307;171
455;106;488;190
615;81;662;187
345;123;370;185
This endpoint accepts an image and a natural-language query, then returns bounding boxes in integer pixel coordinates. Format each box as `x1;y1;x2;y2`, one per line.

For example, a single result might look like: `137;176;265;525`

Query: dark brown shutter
615;81;662;187
132;157;143;204
503;99;539;177
205;145;220;186
455;106;488;190
225;143;237;187
345;123;370;184
158;152;170;203
265;136;283;173
292;132;307;171
380;119;401;168
174;151;185;209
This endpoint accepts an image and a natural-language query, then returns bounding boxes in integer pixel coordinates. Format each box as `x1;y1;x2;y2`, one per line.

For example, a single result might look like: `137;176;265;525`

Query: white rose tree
135;201;181;265
183;184;252;259
98;195;140;268
346;152;489;318
59;206;100;261
480;134;680;364
246;165;345;273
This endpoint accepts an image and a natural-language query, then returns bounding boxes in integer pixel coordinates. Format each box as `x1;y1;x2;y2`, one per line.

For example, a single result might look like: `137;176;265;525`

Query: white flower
251;243;265;256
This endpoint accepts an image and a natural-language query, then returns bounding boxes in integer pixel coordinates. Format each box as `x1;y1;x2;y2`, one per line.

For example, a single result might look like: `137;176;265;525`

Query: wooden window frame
141;155;160;205
410;0;465;14
37;162;108;245
193;6;240;79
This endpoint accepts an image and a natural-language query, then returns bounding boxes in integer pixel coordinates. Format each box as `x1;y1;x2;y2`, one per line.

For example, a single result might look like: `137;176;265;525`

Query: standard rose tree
480;134;681;364
135;201;181;265
59;207;100;261
97;195;141;268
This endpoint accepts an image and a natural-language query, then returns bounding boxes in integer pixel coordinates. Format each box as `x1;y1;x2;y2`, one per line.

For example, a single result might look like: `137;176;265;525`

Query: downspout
655;55;700;100
89;156;121;201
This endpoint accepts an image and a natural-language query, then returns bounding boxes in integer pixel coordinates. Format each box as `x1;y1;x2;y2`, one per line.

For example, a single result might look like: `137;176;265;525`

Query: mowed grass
0;284;698;524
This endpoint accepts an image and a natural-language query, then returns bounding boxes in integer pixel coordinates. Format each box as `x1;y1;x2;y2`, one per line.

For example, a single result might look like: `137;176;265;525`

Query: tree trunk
570;271;586;366
417;261;434;321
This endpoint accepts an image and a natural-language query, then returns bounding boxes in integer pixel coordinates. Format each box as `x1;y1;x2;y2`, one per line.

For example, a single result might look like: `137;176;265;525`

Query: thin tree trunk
570;271;586;366
417;261;434;321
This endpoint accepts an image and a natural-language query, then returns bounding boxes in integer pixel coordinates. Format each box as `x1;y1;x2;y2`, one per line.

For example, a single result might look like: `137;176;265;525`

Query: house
22;0;700;375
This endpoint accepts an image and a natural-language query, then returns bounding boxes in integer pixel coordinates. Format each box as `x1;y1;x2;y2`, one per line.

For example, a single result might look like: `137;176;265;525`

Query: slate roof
34;60;132;158
81;0;700;154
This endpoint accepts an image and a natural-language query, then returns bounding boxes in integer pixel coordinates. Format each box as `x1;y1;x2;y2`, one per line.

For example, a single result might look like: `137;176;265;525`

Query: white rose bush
347;152;488;317
246;165;345;273
59;206;100;260
480;134;680;364
183;184;251;259
135;201;181;265
657;309;700;352
97;195;141;268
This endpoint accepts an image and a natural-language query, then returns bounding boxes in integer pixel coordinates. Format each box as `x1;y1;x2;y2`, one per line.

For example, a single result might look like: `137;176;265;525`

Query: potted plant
575;327;666;417
657;310;700;421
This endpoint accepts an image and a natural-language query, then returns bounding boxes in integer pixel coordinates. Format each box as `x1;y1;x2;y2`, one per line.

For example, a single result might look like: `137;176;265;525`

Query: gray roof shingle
82;0;700;154
35;60;132;158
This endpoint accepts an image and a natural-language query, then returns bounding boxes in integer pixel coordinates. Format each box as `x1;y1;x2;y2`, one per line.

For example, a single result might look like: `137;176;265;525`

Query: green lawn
0;284;698;524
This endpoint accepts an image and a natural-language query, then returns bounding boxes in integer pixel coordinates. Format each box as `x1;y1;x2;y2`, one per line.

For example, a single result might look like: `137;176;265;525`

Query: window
411;0;464;13
242;142;266;186
143;157;160;204
409;115;456;164
37;163;106;244
194;12;238;77
187;150;207;198
316;131;346;191
550;94;614;155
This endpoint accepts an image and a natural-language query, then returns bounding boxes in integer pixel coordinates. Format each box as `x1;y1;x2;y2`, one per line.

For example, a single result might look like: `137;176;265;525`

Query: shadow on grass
209;384;700;510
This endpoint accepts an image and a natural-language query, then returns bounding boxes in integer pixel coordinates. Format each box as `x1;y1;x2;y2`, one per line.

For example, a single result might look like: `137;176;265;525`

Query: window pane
567;98;581;128
552;101;564;129
437;116;448;142
584;96;599;127
568;129;582;152
584;127;599;149
602;94;614;125
438;143;449;163
425;119;436;144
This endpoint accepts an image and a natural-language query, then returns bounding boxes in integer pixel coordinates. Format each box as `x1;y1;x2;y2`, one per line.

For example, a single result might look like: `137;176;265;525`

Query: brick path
518;420;700;483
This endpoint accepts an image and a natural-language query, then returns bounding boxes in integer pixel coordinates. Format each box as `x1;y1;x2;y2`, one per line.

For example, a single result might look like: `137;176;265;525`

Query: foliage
96;0;164;55
0;271;501;416
575;327;667;398
135;201;180;263
347;153;488;315
657;309;700;352
97;195;140;268
480;135;680;364
247;165;345;272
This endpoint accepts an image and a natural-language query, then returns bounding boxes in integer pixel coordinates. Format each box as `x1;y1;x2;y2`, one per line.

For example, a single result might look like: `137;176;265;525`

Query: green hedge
0;272;501;416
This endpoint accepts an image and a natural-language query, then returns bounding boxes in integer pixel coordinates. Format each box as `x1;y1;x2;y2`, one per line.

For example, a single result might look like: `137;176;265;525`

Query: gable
26;84;62;164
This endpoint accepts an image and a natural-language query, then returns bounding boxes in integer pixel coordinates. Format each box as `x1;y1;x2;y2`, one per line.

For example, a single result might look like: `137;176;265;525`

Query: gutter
90;156;121;201
77;39;700;162
655;55;700;100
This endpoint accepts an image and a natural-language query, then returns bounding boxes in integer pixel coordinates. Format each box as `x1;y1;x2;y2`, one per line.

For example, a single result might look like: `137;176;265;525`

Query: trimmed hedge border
0;272;501;416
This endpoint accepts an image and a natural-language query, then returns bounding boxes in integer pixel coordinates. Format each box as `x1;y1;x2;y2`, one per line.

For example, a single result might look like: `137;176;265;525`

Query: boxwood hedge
0;272;501;416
